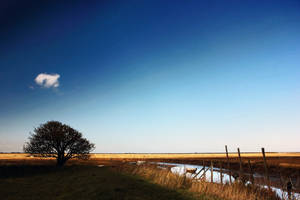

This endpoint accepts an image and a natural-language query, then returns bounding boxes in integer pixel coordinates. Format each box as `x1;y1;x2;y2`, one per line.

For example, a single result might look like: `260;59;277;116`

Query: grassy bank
117;164;281;200
0;165;218;200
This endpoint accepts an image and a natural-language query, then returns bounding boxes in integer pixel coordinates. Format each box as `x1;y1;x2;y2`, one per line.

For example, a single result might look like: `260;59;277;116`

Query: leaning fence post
211;160;214;183
237;148;244;182
225;145;232;184
261;148;270;190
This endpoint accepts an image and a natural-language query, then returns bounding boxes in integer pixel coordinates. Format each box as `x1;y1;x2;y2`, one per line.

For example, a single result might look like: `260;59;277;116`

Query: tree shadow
0;165;68;179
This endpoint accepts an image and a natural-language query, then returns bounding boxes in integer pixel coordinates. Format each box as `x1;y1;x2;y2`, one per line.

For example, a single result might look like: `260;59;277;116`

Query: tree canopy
24;121;95;166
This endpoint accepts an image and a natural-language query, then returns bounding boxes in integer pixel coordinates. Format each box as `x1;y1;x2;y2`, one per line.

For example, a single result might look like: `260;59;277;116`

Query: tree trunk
56;158;66;166
56;152;66;167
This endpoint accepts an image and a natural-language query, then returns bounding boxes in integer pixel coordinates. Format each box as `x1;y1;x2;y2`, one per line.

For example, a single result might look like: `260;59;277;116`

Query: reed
118;163;285;200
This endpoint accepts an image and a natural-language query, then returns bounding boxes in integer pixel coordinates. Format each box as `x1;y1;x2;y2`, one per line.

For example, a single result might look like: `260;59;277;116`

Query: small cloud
35;73;60;88
29;85;34;90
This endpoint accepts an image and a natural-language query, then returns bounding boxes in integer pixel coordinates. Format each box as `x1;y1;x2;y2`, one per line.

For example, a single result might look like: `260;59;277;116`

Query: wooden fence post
203;160;206;180
261;148;270;190
211;161;214;183
297;171;300;188
220;161;223;184
237;148;244;182
279;172;285;199
287;179;293;200
225;145;232;184
200;162;210;180
248;160;254;184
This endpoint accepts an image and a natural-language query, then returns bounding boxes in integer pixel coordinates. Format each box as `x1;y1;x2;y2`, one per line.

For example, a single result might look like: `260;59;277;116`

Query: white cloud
35;73;60;88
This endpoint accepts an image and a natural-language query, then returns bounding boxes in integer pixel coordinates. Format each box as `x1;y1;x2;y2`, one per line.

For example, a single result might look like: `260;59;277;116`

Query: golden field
2;152;300;176
1;152;300;160
1;153;299;200
90;152;300;159
1;152;300;196
1;152;300;166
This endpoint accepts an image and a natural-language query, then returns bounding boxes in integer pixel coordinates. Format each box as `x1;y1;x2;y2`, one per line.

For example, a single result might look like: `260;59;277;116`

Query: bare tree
24;121;95;166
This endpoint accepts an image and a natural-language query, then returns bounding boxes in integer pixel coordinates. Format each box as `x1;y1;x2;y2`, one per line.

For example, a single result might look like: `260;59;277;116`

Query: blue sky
1;0;300;152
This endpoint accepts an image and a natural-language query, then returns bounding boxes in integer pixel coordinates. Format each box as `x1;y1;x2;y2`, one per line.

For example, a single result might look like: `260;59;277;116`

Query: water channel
151;162;300;200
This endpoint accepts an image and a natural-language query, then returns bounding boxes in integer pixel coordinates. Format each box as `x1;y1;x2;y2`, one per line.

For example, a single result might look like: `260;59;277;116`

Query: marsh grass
118;163;283;200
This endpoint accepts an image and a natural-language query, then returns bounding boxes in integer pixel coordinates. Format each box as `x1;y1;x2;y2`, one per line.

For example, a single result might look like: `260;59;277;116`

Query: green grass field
0;165;218;200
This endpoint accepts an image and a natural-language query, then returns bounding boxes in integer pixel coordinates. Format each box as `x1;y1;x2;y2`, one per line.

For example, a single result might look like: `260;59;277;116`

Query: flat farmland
1;152;300;168
1;152;300;160
90;152;300;160
1;153;299;200
1;152;300;193
89;153;300;168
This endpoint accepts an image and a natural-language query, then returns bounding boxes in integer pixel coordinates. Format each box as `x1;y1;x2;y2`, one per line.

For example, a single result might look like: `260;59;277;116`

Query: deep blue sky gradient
1;0;300;152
